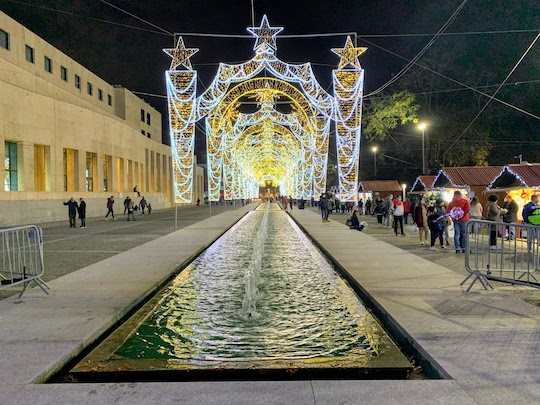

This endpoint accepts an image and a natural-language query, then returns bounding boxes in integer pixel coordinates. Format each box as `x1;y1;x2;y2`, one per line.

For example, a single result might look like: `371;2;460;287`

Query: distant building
0;12;204;224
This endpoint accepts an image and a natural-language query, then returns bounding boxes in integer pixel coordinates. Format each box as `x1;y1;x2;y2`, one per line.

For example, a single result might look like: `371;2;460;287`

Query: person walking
413;198;429;245
140;196;147;215
522;194;540;253
403;198;411;224
320;193;329;222
393;195;406;236
383;195;393;227
105;196;116;220
374;195;385;227
123;197;129;214
447;191;470;253
486;194;507;250
502;195;518;240
196;197;200;207
127;198;136;221
365;198;372;215
78;198;86;228
289;196;293;210
435;199;450;246
63;197;78;228
427;206;445;250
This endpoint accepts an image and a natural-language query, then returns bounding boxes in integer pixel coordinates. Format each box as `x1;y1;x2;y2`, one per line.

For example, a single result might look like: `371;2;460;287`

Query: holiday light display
164;16;365;203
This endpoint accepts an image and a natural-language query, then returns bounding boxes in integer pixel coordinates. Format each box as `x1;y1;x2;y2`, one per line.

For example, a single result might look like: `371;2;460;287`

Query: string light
165;16;365;203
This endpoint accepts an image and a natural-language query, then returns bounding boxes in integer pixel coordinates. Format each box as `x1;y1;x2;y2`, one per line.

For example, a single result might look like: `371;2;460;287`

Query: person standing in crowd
427;206;445;251
140;196;147;215
105;195;116;221
123;196;129;215
469;196;483;238
413;197;429;245
447;191;470;253
78;198;86;229
373;195;385;226
403;198;411;224
486;194;507;250
502;195;518;240
320;193;329;222
522;194;540;253
435;199;450;246
393;195;406;236
365;198;372;215
383;195;393;227
358;199;364;215
127;198;136;221
63;197;78;228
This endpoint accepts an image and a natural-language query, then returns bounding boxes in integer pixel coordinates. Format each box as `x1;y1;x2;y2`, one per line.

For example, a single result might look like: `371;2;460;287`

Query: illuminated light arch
164;16;365;203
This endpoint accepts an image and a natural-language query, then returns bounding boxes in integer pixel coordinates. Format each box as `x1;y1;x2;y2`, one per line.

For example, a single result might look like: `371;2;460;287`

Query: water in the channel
114;203;388;361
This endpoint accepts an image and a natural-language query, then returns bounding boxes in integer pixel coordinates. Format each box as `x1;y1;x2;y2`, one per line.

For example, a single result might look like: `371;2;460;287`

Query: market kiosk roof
433;166;503;189
409;176;436;194
359;180;402;194
487;164;540;191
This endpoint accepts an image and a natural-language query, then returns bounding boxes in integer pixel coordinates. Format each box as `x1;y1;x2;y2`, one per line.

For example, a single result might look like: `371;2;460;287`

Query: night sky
1;0;539;169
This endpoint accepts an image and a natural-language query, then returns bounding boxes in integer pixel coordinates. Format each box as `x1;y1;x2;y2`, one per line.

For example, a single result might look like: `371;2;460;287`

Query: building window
146;112;151;125
86;152;96;192
107;94;112;106
63;148;77;192
4;141;18;191
61;66;68;82
0;29;9;50
44;56;52;73
75;74;81;89
103;154;112;192
141;109;145;122
87;82;93;95
25;45;34;63
147;132;151;139
98;89;103;101
141;130;146;136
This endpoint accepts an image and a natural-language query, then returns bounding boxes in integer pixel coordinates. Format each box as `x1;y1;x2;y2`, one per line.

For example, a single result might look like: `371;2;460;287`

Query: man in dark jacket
63;197;78;228
502;195;519;240
78;198;87;228
320;193;329;222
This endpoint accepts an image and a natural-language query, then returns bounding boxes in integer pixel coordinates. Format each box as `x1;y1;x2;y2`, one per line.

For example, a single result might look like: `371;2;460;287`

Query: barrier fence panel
463;220;539;292
0;225;48;298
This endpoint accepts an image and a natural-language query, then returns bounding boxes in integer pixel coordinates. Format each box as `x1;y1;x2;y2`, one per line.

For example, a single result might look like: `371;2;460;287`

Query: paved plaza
0;204;539;404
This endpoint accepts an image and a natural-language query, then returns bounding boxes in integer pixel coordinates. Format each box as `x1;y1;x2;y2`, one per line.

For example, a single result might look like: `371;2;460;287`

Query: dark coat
78;201;86;219
64;200;78;215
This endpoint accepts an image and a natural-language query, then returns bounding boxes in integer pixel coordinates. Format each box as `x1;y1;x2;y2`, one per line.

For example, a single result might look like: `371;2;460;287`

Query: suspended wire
250;0;255;27
99;0;173;35
442;32;540;157
365;0;469;97
0;0;172;36
360;37;540;120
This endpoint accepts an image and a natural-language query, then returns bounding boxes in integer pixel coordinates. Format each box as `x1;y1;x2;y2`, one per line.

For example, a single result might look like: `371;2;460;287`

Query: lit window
0;29;9;50
75;75;81;89
25;45;34;63
44;56;52;73
61;66;68;82
87;82;93;95
5;141;18;191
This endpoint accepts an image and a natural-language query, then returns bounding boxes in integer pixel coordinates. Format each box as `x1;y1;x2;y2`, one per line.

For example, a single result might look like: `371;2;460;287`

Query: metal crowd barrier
0;225;48;298
462;220;539;292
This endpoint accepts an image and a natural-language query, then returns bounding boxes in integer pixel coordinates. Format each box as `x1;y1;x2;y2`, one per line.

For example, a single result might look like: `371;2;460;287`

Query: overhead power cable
365;0;469;97
360;37;540;120
442;32;540;157
99;0;173;35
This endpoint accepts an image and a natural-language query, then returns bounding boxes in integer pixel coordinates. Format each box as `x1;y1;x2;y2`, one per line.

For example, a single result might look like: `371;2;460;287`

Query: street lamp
402;183;407;201
418;123;427;174
371;146;378;177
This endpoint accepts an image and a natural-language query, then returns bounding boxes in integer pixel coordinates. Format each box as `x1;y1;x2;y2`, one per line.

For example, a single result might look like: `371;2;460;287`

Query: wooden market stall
409;175;436;195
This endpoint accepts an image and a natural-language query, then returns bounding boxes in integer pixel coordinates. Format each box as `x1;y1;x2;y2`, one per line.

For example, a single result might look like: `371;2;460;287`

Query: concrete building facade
0;12;205;225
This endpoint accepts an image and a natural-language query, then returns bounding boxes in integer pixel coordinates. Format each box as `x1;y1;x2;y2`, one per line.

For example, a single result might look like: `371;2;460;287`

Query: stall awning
433;166;503;189
359;180;402;194
409;176;436;193
487;164;540;190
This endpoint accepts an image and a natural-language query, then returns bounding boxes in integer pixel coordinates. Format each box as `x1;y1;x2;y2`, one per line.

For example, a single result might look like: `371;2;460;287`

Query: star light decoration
247;15;283;53
331;36;367;69
163;37;199;70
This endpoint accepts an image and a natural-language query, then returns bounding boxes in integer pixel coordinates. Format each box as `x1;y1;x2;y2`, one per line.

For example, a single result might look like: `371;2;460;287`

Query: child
427;206;445;251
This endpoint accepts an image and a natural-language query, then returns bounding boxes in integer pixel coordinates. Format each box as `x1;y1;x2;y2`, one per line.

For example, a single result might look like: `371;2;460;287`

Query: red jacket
447;194;471;222
403;200;411;213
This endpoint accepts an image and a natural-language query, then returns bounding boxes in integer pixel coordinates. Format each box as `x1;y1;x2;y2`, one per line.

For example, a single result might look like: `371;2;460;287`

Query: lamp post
402;183;406;201
371;146;378;177
418;123;427;174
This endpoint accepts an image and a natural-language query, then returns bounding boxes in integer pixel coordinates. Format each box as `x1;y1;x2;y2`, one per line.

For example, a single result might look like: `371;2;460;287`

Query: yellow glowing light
331;36;367;70
163;37;199;70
